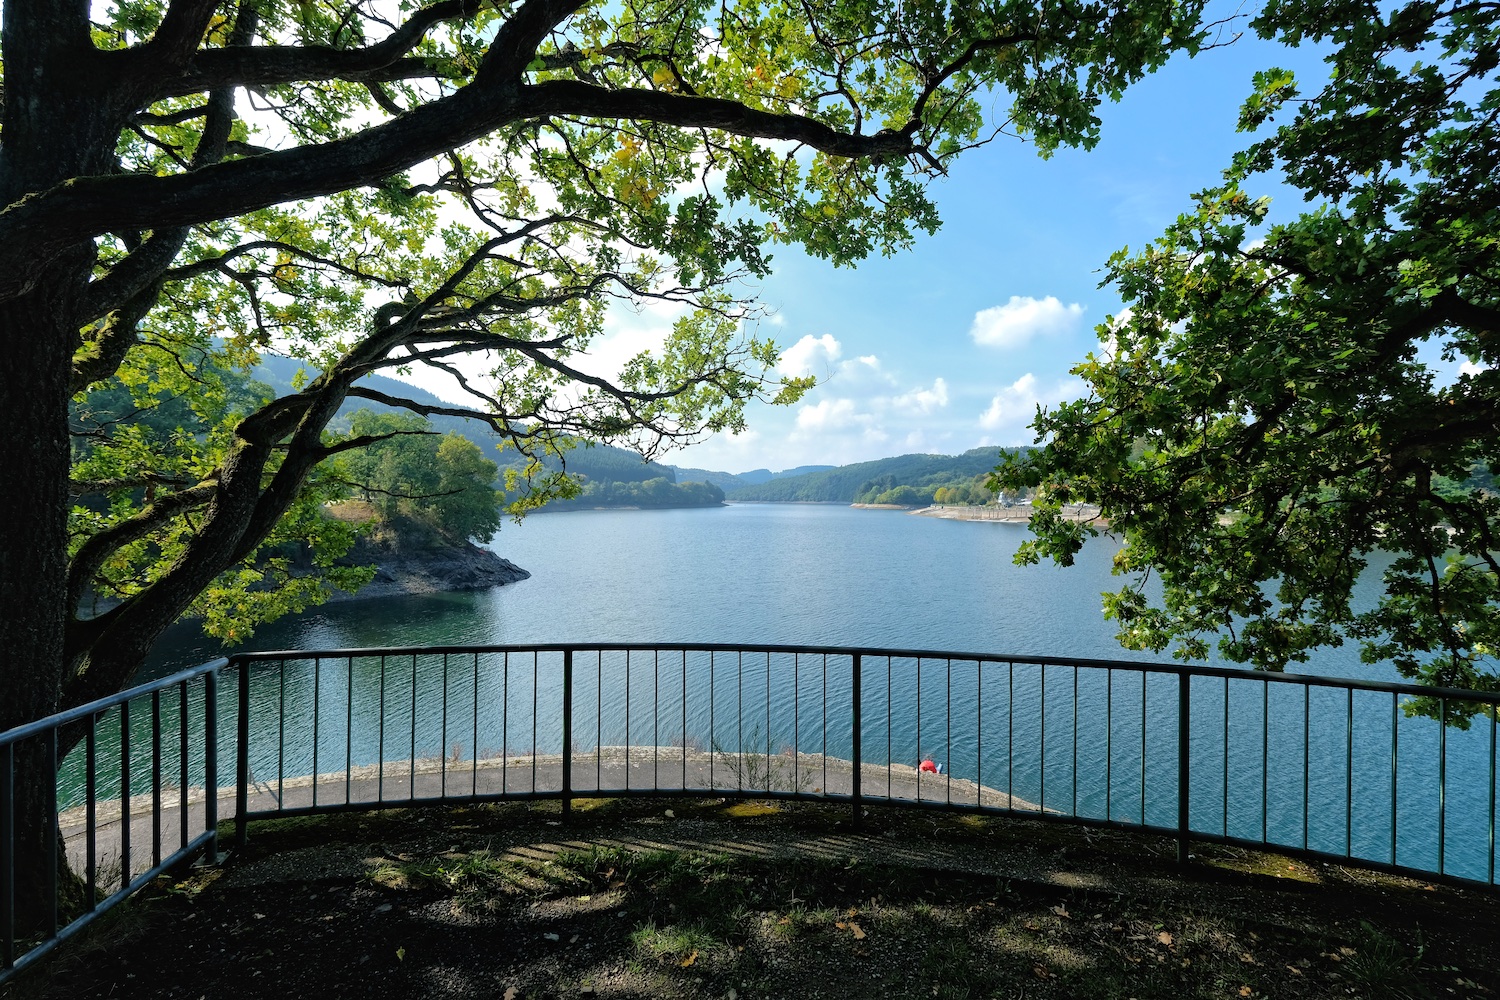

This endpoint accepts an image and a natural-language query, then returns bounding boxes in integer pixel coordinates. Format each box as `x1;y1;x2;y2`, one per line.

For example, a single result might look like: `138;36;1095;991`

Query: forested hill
255;355;679;489
724;448;1017;503
671;464;836;493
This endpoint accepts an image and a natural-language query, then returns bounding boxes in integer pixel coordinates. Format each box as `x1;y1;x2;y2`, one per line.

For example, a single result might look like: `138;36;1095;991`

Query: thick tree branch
157;0;484;98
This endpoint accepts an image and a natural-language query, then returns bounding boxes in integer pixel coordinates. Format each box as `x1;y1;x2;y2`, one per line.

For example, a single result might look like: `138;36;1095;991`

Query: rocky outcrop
324;536;529;602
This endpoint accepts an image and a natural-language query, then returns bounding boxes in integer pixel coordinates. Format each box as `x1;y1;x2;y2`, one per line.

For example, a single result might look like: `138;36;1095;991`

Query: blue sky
654;17;1337;475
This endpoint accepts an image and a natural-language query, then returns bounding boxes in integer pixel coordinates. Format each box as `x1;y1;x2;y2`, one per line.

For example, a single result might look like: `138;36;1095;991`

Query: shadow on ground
13;798;1500;1000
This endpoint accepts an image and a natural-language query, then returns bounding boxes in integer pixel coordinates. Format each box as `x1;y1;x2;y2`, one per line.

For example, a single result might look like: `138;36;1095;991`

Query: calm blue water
102;505;1498;884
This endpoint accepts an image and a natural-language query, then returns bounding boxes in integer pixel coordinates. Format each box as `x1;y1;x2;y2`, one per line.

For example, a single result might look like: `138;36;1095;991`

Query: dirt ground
11;797;1500;1000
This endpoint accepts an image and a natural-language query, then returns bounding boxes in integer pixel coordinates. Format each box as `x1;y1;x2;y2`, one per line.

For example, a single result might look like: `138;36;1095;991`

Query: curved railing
4;643;1498;984
227;643;1499;887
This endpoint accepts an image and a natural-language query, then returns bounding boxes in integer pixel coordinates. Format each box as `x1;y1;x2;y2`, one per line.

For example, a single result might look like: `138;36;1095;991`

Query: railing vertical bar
710;651;716;791
1489;708;1496;885
277;659;286;805
946;658;953;807
595;650;602;792
1008;661;1014;811
179;681;189;851
0;743;12;971
916;657;922;801
440;653;449;799
976;661;983;808
561;650;573;818
822;653;828;796
625;650;632;793
1039;663;1046;813
501;653;510;793
736;651;742;793
852;653;863;824
1490;708;1496;885
1140;674;1147;828
46;728;58;937
537;653;543;791
203;669;219;864
1106;669;1113;822
654;650;661;794
409;653;417;802
312;658;320;810
1346;687;1354;857
886;656;892;801
681;652;687;789
1072;665;1079;817
1223;677;1230;838
1261;681;1269;844
765;652;772;795
1439;698;1447;875
377;656;386;803
472;653;480;798
345;658;354;806
1391;691;1399;866
1177;673;1190;864
151;690;162;869
237;662;250;847
119;699;131;888
85;719;96;904
1302;684;1310;852
625;650;633;792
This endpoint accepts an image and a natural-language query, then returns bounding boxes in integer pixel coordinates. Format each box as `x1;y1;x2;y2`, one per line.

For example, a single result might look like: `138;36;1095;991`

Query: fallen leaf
1239;953;1257;964
1286;965;1303;976
1051;905;1070;918
395;946;405;962
1239;987;1252;997
1032;965;1051;979
680;950;698;968
849;921;866;940
1024;921;1042;931
1157;931;1174;947
504;988;519;1000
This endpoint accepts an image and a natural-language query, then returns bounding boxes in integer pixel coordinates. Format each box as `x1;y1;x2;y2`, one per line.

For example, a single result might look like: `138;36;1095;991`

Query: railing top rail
0;658;227;747
225;643;1500;705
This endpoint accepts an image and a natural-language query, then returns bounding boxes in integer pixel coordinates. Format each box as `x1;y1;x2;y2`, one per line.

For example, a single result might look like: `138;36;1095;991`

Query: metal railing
227;644;1500;888
0;659;223;983
3;643;1498;985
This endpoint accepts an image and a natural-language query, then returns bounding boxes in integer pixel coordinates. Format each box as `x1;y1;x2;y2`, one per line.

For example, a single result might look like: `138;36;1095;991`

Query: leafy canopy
997;0;1500;705
22;0;1207;696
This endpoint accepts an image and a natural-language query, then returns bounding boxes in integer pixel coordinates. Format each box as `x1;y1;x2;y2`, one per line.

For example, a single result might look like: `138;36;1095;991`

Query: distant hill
255;354;682;500
673;464;837;492
725;448;1017;503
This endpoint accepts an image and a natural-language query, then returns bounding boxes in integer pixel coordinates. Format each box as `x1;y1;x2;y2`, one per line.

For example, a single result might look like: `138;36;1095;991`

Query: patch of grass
368;848;538;903
1342;922;1433;1000
630;920;723;965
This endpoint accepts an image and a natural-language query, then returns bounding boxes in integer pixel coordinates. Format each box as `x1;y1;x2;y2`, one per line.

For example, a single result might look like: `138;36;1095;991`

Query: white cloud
795;397;861;432
970;296;1085;349
977;373;1086;444
778;333;842;377
1460;359;1491;377
892;377;950;416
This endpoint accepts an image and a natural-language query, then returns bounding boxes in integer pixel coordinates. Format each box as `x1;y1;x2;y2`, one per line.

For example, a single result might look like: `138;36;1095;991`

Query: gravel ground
12;798;1500;1000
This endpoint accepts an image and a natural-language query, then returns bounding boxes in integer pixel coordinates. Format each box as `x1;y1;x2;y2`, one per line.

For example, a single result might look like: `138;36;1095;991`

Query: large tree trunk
0;268;94;931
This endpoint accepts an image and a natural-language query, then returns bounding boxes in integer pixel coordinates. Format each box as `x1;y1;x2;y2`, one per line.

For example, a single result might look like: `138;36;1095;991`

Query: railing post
561;650;573;821
1177;672;1191;866
2;742;13;972
236;658;250;849
851;653;863;830
204;668;219;865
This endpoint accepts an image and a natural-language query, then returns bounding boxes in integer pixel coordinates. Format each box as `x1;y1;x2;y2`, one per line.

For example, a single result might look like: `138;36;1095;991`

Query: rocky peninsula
322;533;529;602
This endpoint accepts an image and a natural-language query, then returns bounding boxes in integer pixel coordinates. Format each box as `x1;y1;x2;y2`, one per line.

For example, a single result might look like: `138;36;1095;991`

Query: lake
126;503;1494;884
149;502;1379;678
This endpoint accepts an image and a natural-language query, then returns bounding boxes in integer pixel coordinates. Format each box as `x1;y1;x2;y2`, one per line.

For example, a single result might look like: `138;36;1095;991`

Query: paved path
58;749;1041;890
